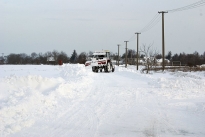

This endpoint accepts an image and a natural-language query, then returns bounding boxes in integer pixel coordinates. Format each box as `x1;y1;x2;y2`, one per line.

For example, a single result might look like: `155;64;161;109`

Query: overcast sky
1;0;205;56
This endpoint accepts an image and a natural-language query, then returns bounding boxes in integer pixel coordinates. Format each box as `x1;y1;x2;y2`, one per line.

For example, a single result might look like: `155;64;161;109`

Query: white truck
91;50;115;73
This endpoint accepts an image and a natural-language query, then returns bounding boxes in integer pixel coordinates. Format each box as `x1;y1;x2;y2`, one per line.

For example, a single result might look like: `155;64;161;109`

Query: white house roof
157;58;170;63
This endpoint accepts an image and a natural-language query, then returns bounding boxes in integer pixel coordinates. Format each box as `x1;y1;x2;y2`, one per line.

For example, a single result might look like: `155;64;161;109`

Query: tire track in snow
89;71;146;136
141;95;180;136
109;68;182;136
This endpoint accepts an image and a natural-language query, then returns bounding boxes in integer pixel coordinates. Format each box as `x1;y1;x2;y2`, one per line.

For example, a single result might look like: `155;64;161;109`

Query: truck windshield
93;55;105;59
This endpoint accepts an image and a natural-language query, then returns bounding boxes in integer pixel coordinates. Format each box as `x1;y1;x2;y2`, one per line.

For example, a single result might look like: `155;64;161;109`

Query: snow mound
0;64;95;136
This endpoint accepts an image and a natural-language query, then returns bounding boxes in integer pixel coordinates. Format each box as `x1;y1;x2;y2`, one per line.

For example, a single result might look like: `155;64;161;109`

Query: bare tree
58;51;69;63
52;50;59;64
31;52;38;64
140;43;158;73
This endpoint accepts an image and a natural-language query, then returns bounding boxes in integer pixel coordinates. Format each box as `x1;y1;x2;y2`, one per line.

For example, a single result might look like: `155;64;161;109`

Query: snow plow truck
91;50;115;73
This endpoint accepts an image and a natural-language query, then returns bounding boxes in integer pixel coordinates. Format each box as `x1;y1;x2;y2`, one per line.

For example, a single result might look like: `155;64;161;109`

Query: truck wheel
95;67;98;73
112;66;115;72
104;67;107;72
106;62;111;72
92;67;95;72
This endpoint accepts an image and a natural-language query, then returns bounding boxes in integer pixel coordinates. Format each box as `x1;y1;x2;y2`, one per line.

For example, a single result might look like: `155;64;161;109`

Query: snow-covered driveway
0;64;205;137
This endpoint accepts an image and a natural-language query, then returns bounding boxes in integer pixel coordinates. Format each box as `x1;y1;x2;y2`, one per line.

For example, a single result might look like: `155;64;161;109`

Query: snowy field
0;64;205;137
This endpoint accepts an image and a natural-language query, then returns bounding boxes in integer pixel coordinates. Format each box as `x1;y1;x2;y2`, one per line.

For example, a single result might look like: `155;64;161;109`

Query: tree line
3;50;88;65
171;51;205;66
2;49;205;66
121;49;205;66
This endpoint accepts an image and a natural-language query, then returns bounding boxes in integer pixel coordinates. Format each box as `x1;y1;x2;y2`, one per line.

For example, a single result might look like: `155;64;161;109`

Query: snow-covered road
0;64;205;137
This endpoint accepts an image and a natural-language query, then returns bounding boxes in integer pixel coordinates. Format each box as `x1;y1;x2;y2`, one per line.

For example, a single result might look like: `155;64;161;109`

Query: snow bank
0;64;94;136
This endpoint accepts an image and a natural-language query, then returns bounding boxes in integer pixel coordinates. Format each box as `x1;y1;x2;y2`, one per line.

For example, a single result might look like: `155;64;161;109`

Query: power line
128;34;136;42
168;0;205;12
118;0;205;52
140;14;161;33
140;14;159;33
167;0;205;13
118;14;160;49
139;0;205;33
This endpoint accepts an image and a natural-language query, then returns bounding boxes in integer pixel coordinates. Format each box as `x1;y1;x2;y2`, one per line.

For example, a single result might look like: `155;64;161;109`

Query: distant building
47;56;55;64
156;58;170;66
0;56;7;64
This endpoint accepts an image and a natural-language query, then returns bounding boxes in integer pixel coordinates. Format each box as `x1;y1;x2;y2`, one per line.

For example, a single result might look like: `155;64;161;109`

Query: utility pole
117;44;120;66
158;11;168;71
124;41;129;68
135;32;141;70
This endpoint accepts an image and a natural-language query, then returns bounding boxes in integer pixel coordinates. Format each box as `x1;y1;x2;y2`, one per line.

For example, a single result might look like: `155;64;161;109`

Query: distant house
140;57;156;65
139;57;170;66
157;58;170;66
47;56;55;64
0;56;7;64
